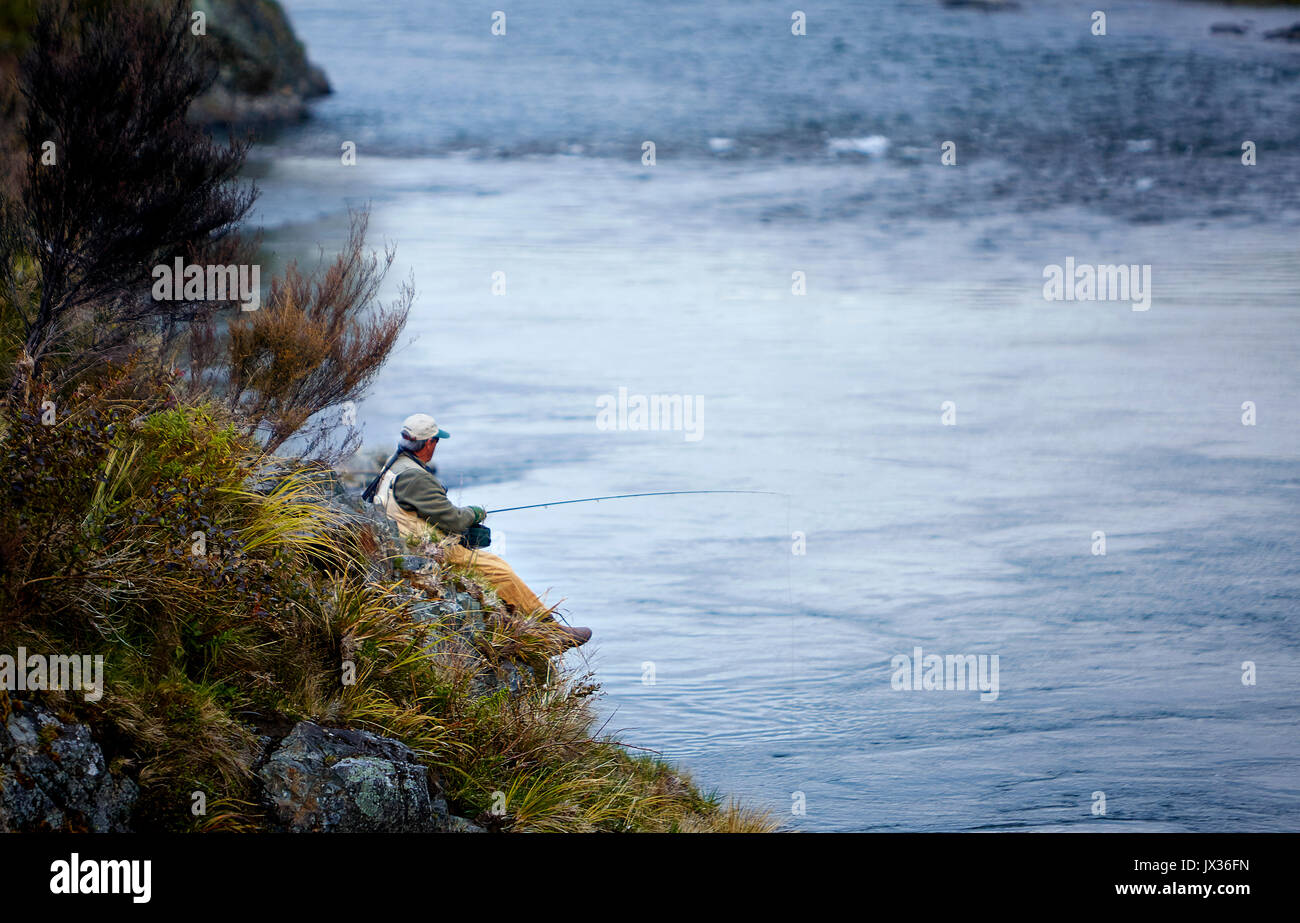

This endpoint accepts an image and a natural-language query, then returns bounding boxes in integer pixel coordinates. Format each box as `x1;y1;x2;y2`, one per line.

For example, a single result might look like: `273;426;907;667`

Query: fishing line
486;489;785;514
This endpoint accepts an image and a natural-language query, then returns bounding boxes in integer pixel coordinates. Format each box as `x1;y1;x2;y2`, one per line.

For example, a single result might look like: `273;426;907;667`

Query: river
250;0;1300;831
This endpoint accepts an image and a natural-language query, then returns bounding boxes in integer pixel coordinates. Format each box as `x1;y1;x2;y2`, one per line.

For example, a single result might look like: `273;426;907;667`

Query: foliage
0;0;253;385
0;379;776;832
0;0;772;835
220;210;412;464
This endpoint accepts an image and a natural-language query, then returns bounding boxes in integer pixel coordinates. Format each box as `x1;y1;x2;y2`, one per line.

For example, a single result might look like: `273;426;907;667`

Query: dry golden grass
0;384;775;832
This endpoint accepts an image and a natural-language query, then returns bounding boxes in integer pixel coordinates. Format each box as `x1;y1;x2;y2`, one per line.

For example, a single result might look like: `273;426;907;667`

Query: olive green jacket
386;452;478;535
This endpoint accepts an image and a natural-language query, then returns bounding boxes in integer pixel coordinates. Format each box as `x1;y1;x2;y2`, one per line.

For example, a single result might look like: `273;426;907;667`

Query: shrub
0;376;777;832
221;210;412;464
0;0;253;386
0;1;772;835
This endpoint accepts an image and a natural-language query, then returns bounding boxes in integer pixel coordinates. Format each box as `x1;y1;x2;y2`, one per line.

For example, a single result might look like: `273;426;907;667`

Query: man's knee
465;551;510;578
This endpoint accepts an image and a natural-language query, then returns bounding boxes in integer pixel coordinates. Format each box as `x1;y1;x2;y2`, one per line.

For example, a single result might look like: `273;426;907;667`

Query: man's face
415;438;438;462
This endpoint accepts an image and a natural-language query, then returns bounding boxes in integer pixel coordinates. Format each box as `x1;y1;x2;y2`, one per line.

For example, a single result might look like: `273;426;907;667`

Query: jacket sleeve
391;469;478;534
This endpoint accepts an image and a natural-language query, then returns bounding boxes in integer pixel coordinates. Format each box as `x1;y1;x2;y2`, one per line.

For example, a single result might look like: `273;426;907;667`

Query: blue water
253;0;1300;830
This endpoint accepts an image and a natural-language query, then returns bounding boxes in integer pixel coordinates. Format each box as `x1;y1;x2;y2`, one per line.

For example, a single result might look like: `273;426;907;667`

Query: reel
461;523;491;550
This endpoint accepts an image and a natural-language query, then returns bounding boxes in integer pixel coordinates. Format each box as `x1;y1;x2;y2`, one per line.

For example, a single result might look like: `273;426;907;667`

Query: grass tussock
0;378;777;832
0;0;774;834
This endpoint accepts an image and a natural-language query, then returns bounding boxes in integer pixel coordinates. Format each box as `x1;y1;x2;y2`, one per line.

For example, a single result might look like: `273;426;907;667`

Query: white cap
401;413;449;441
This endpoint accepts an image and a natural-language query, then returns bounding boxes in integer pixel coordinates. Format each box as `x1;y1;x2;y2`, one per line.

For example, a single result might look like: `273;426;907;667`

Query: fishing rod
486;489;784;515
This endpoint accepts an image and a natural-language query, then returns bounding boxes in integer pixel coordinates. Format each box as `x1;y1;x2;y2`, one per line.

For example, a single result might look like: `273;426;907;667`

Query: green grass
0;383;778;832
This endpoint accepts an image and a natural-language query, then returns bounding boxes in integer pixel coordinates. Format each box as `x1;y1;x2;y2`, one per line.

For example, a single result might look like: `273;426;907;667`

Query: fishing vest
374;453;442;541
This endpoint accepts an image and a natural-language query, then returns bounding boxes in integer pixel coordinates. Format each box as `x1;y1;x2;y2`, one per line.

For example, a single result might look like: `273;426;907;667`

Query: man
369;413;591;649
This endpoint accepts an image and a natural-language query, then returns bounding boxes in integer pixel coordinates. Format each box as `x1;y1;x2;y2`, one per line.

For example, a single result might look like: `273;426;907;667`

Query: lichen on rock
0;701;137;833
257;721;472;833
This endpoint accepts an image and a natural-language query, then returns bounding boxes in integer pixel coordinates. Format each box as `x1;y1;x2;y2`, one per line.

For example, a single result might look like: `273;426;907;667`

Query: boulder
189;0;331;125
443;815;487;833
0;701;136;832
258;721;452;832
942;0;1021;10
472;660;532;698
1264;24;1300;42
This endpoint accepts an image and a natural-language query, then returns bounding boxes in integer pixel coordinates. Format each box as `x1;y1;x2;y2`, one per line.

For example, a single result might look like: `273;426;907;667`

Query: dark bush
0;0;254;386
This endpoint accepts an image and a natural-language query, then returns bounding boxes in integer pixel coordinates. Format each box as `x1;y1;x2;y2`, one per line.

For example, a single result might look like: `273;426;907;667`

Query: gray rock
410;597;460;624
0;702;137;832
396;555;435;573
454;591;477;610
942;0;1020;10
189;0;331;125
1264;24;1300;42
410;590;490;640
444;815;487;833
258;721;450;832
472;660;534;698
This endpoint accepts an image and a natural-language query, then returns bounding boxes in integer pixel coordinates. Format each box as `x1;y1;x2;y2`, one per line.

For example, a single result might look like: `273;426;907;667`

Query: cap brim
435;428;450;439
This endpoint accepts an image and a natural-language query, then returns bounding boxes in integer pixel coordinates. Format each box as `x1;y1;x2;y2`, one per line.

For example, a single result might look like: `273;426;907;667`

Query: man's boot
555;625;592;650
516;605;590;651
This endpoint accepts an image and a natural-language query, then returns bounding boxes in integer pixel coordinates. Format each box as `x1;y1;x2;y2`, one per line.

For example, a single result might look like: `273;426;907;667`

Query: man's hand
469;505;486;524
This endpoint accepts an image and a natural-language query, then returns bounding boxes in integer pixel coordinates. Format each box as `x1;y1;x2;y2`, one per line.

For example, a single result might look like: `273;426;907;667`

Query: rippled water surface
256;0;1300;830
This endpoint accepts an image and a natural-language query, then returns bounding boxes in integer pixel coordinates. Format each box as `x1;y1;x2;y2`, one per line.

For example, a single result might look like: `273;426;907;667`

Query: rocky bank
0;487;544;833
188;0;331;125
